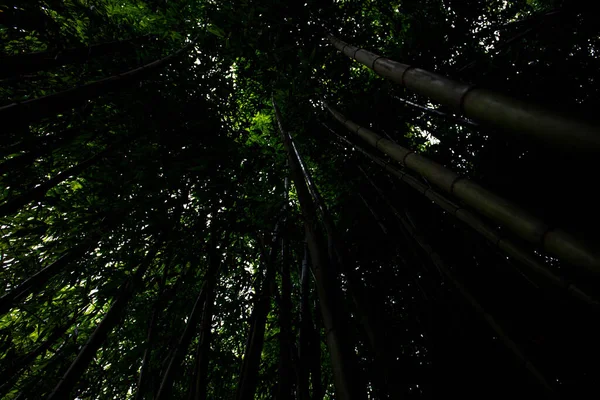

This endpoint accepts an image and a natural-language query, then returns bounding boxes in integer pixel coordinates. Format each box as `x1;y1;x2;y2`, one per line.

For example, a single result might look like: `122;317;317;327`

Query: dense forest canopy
1;0;599;398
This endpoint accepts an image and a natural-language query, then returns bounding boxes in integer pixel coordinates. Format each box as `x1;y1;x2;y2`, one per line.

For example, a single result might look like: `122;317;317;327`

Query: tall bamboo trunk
327;35;600;152
297;241;312;400
325;122;597;306
134;301;159;400
47;243;160;399
134;256;177;400
277;174;294;400
189;273;217;400
235;225;280;400
189;236;223;400
310;296;323;400
155;253;222;400
324;102;600;276
289;129;404;395
273;97;365;400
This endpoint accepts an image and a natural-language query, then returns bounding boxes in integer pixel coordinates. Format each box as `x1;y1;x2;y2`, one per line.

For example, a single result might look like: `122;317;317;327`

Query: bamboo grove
1;0;600;399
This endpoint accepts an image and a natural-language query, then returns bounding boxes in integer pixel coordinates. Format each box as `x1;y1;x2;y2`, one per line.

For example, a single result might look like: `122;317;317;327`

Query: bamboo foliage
0;34;199;132
47;242;161;399
324;102;600;276
0;34;154;79
324;123;596;306
0;144;117;218
328;35;600;152
0;210;123;317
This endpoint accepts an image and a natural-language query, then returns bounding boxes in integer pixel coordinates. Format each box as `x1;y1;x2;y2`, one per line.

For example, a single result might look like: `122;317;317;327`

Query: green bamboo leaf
207;24;226;38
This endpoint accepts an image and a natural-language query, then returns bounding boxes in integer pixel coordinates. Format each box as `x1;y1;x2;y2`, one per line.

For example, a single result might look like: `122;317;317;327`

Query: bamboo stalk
297;241;312;400
235;225;279;400
156;240;222;400
273;97;365;400
327;35;600;152
276;173;294;400
0;35;198;132
290;132;405;396
324;103;600;276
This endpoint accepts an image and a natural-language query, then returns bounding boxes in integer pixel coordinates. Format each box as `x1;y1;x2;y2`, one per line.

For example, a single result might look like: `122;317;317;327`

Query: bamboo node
539;226;556;248
401;151;415;166
371;56;385;70
400;65;416;87
352;47;363;60
449;176;465;194
458;84;478;114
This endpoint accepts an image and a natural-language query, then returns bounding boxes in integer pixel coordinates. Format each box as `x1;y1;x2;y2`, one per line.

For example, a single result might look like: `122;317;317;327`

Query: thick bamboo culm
328;35;600;152
323;103;600;276
385;202;557;397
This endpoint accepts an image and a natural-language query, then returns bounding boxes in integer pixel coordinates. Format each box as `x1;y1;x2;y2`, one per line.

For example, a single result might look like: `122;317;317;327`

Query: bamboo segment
328;35;600;152
324;103;600;275
386;204;557;397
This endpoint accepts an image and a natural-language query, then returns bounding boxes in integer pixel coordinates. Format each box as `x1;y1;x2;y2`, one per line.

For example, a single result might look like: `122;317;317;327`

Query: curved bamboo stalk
327;35;600;152
47;243;160;399
0;35;155;79
324;103;600;276
386;203;557;398
0;35;198;132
